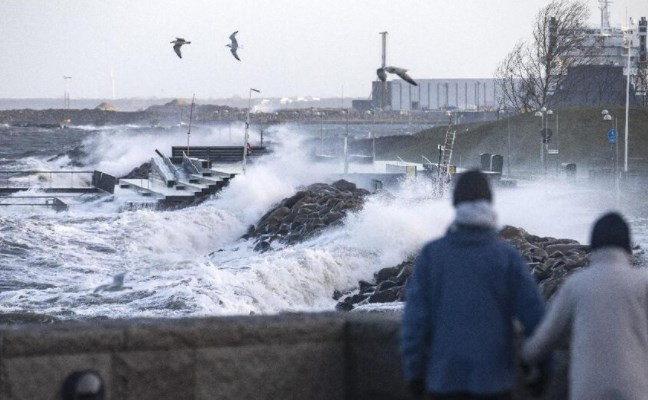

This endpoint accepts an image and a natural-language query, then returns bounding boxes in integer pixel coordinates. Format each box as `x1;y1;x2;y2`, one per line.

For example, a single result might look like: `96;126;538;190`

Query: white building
373;79;499;111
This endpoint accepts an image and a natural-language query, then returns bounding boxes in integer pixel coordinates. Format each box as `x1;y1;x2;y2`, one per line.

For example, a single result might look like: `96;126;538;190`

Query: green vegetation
364;107;648;173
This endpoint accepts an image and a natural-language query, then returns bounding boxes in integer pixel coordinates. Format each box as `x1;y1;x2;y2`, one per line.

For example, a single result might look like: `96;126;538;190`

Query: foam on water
0;123;643;320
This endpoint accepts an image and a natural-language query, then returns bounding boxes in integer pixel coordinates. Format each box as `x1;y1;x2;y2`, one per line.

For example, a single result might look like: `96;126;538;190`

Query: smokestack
379;31;388;68
599;0;611;30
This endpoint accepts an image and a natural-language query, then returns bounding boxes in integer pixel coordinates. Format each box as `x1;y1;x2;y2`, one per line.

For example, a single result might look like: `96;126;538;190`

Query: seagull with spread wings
376;66;418;86
227;31;241;61
170;38;191;59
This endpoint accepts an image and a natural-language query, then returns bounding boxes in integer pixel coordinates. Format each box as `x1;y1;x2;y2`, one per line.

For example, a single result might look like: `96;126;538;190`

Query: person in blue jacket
401;170;546;399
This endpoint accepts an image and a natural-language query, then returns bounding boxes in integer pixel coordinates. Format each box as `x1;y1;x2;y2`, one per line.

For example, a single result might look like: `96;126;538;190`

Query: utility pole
63;76;72;109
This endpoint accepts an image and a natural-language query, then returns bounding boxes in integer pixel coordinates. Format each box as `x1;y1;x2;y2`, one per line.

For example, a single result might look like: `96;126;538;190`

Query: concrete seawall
0;313;565;399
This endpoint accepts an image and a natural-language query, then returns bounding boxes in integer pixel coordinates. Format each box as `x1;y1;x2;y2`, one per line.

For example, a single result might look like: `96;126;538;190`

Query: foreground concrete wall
0;314;348;400
0;313;567;400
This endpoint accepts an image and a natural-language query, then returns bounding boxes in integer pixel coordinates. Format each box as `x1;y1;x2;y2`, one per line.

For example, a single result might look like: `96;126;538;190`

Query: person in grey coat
523;212;648;400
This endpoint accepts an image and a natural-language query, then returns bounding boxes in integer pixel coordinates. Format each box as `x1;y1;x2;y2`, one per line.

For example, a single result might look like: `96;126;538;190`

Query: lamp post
319;111;325;155
343;109;349;174
534;107;553;175
366;110;376;163
242;88;261;175
602;109;620;208
624;17;635;173
63;76;72;109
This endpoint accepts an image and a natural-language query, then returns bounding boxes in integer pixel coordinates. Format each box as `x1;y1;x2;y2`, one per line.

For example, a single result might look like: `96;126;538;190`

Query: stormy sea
1;122;646;321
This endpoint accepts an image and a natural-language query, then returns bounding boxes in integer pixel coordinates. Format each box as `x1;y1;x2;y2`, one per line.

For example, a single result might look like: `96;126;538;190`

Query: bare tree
495;0;596;112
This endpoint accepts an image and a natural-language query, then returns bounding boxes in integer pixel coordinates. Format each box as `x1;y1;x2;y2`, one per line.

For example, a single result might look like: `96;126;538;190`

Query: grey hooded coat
523;247;648;400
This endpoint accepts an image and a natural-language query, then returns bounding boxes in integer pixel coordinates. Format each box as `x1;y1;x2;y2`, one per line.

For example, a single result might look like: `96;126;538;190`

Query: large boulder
246;181;370;249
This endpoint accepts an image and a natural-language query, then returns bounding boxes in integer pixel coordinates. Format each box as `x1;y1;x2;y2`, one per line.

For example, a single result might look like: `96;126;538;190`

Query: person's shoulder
490;236;522;259
421;236;450;252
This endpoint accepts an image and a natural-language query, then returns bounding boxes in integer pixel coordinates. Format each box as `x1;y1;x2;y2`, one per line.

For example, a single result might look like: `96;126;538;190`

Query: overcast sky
1;0;646;99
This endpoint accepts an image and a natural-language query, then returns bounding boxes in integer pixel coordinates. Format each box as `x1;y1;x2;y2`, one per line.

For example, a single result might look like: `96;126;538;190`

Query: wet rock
545;243;591;254
358;280;375;295
369;288;400;303
377;280;398;291
375;266;400;283
331;179;356;192
336;226;597;310
253;240;271;252
246;181;370;250
335;302;354;312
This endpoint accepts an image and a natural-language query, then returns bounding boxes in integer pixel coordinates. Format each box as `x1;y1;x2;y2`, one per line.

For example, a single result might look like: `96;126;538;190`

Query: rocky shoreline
335;226;598;311
243;180;369;251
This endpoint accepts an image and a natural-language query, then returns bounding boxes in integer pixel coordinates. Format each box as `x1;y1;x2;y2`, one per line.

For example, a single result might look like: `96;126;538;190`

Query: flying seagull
94;272;131;293
171;38;191;59
227;31;241;61
376;66;418;86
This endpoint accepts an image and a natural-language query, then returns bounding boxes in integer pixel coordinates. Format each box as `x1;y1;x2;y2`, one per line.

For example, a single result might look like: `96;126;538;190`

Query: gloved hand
522;360;549;397
408;379;425;397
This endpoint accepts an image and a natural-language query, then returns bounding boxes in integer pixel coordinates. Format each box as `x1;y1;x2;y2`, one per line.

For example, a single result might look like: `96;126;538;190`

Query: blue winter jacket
401;225;545;395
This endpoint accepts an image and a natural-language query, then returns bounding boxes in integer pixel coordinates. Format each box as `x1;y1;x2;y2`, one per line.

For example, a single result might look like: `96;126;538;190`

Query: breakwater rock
244;180;370;251
336;225;595;311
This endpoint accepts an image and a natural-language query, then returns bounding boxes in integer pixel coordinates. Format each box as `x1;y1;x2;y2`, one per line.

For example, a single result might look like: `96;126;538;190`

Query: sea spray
0;123;644;320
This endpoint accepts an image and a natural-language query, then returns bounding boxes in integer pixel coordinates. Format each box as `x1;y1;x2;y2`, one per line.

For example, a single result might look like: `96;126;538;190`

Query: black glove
522;360;549;397
408;379;425;397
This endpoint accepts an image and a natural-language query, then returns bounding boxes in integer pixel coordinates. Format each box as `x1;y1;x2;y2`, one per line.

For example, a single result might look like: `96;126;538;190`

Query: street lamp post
534;107;553;175
63;76;72;109
602;109;620;208
319;112;325;155
242;88;261;175
366;110;376;163
624;17;635;173
506;110;511;176
343;110;349;174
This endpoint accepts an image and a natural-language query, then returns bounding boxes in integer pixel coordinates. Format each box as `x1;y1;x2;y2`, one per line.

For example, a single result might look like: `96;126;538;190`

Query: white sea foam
0;124;641;320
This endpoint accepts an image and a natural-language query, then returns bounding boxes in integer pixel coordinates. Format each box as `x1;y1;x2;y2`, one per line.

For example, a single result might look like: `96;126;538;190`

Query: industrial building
371;79;498;112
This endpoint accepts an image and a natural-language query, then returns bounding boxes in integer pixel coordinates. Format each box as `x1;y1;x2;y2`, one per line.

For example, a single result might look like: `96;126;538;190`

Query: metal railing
0;170;94;189
0;196;69;211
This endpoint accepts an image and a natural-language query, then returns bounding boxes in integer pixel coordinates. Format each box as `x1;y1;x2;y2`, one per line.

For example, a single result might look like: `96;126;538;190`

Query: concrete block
195;342;345;400
112;350;195;400
0;353;111;400
1;323;124;357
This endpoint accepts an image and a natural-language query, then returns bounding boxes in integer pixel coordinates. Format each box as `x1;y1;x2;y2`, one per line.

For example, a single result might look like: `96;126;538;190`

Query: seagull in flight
376;66;418;86
171;38;191;59
94;272;131;293
226;31;241;61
